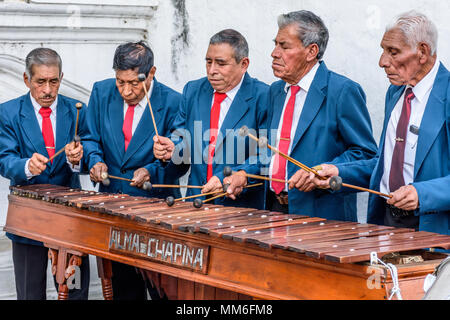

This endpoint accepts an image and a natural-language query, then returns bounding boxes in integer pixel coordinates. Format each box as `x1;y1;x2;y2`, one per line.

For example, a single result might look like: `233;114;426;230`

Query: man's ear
417;42;432;64
307;43;320;62
23;72;31;89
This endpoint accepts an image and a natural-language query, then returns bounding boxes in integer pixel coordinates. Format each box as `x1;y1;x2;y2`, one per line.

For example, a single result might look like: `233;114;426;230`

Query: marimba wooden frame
4;194;447;300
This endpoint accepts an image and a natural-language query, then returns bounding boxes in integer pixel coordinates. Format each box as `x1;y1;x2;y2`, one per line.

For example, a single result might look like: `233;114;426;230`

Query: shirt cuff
67;157;81;172
24;159;36;180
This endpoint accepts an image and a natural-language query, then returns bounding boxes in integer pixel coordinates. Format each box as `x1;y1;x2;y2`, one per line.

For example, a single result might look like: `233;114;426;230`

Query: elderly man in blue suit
311;11;450;236
83;41;182;299
153;29;269;209
0;48;89;299
227;11;377;221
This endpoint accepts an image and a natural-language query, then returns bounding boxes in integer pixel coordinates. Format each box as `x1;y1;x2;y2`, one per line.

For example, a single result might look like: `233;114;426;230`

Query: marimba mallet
46;135;81;164
100;172;152;191
165;190;225;207
222;166;287;184
239;126;323;178
193;192;228;208
239;126;391;199
73;102;82;144
138;73;159;138
192;183;264;208
329;176;392;198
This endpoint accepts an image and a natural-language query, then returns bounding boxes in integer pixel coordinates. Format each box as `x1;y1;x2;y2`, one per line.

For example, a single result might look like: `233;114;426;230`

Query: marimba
4;184;450;300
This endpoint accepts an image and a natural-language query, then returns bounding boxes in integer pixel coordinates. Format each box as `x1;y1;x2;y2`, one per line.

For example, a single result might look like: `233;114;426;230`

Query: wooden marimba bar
4;184;450;300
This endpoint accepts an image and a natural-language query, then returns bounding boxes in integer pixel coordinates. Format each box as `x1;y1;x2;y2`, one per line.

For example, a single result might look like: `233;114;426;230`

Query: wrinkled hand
288;169;316;192
201;176;223;194
153;136;174;161
28;153;48;176
387;185;419;211
90;162;108;183
223;170;247;200
308;164;340;189
65;141;83;165
130;167;150;188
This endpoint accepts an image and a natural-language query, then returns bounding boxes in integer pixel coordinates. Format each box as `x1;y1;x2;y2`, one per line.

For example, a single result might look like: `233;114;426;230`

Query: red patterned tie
389;88;415;192
207;92;227;182
39;107;55;163
271;85;301;194
123;104;136;151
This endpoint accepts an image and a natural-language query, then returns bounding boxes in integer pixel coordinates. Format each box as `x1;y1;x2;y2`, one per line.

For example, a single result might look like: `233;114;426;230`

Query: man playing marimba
0;48;89;300
153;29;269;209
83;41;182;300
311;11;450;236
226;10;377;221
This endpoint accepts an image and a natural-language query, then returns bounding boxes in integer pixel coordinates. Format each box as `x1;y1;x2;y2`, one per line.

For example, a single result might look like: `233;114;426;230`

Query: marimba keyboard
4;184;450;300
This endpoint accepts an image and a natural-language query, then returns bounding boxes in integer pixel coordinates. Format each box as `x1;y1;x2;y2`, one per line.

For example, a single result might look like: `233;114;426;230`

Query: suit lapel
215;73;251;153
109;88;126;159
19;94;47;156
290;62;327;152
269;84;286;143
414;64;448;177
122;80;163;165
200;82;214;153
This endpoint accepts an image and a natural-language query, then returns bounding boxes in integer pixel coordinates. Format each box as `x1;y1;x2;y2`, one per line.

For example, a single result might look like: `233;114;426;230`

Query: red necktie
207;92;227;181
123;104;136;151
389;88;415;192
39;107;55;163
271;85;301;194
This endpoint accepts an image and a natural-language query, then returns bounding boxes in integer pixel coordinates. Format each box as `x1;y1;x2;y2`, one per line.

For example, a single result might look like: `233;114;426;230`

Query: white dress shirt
212;74;245;130
380;59;440;194
25;93;80;179
123;80;154;136
269;62;320;192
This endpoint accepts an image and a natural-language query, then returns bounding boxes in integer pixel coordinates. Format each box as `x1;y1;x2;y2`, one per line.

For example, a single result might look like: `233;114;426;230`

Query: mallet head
222;184;230;193
73;135;81;143
100;172;109;180
165;196;175;207
239;126;249;137
193;198;203;208
138;73;146;82
75;102;83;110
101;178;111;187
223;166;233;177
258;136;268;148
329;176;343;191
142;181;152;191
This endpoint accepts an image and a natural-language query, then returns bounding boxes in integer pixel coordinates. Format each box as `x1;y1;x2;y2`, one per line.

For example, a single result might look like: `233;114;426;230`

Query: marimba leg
46;245;84;300
96;257;113;300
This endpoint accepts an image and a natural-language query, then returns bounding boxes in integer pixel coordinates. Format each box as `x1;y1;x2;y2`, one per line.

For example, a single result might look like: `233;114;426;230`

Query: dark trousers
111;261;147;300
12;241;90;300
384;208;420;230
267;191;289;214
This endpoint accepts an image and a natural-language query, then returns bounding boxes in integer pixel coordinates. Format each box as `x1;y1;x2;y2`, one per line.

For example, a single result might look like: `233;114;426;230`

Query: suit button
49;174;54;179
121;170;126;174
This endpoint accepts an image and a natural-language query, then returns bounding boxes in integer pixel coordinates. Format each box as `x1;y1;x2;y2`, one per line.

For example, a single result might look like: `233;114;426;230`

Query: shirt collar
213;73;245;101
29;92;58;114
411;58;440;103
284;62;320;93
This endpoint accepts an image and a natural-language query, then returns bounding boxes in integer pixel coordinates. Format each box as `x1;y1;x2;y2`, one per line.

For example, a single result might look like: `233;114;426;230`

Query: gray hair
25;48;62;79
386;10;438;55
209;29;249;62
277;10;329;60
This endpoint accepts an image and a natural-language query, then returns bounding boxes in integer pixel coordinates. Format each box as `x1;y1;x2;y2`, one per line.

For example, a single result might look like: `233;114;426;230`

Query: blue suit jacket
338;62;450;235
83;78;182;198
267;61;377;221
0;93;88;245
165;73;269;209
